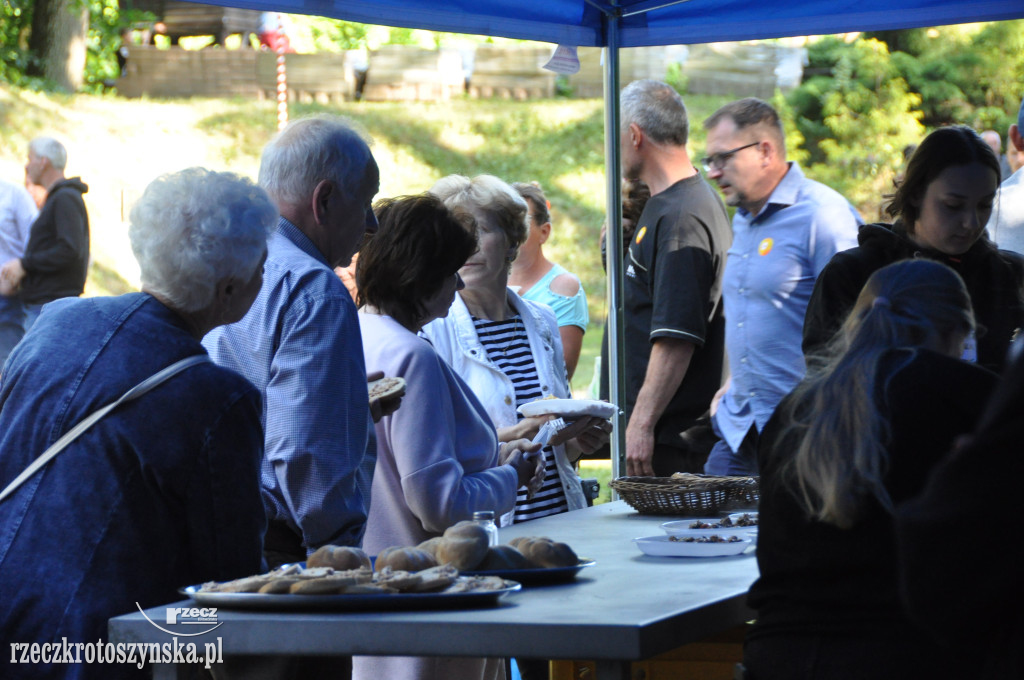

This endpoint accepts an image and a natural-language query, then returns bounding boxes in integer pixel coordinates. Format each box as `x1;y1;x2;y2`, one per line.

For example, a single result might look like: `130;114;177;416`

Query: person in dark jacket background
895;335;1024;678
803;125;1024;374
0;136;90;337
747;259;997;680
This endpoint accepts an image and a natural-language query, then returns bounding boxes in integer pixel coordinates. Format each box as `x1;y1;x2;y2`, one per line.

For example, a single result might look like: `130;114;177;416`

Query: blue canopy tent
188;0;1024;477
181;0;1024;47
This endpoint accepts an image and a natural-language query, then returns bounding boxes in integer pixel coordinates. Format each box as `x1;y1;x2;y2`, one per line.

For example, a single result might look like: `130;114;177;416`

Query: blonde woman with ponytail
743;259;998;680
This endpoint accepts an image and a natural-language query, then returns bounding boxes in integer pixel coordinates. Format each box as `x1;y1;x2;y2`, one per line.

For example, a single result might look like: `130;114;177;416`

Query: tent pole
602;3;626;487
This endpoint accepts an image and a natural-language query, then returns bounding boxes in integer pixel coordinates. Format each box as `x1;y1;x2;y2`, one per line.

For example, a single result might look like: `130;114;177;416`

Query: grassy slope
0;85;732;393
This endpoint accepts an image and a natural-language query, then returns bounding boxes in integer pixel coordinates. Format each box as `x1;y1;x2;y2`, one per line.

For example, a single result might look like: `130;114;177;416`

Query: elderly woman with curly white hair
0;167;276;680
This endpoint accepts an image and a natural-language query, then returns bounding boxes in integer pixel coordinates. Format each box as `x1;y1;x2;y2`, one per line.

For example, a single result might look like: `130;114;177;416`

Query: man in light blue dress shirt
0;179;38;365
701;98;862;476
204;116;381;561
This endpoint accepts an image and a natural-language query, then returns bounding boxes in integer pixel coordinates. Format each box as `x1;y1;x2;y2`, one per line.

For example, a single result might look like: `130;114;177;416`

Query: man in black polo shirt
619;80;732;476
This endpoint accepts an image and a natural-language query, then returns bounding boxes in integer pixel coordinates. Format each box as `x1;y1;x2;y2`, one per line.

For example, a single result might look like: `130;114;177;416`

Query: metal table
109;501;758;679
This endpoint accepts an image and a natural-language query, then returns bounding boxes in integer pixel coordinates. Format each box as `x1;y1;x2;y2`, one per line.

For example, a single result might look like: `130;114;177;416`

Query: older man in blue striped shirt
204;116;381;563
0;179;38;365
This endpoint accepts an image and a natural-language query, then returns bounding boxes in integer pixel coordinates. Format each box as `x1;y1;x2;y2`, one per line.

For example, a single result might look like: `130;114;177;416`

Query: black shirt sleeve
639;206;717;347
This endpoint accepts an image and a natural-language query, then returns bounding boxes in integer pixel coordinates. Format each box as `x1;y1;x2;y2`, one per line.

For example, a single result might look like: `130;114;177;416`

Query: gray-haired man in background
1;137;89;350
618;79;732;478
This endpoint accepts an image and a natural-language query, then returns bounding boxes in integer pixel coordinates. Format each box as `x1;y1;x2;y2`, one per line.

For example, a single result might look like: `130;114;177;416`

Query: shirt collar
276;216;329;267
742;161;805;223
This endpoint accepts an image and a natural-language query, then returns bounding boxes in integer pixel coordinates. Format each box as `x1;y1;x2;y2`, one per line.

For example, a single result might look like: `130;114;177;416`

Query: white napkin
543;45;581;74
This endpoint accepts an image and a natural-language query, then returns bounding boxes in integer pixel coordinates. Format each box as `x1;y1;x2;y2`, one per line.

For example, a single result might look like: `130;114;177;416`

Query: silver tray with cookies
180;581;521;612
181;561;520;612
183;523;588;610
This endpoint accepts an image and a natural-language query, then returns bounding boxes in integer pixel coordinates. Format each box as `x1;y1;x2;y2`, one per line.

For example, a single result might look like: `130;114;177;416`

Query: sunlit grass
0;88;734;305
578;459;613;505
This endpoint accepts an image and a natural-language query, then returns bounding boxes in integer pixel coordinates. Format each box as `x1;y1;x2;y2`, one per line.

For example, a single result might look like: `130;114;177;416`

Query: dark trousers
743;631;972;680
223;522;352;680
0;295;26;366
652;441;710;476
704;420;760;476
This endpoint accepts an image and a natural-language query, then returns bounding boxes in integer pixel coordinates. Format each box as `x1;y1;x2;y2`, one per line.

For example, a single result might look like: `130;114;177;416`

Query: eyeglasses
701;141;761;172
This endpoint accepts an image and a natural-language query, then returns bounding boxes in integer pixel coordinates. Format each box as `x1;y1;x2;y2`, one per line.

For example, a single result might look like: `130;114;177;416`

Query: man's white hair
258;115;373;207
29;137;68;170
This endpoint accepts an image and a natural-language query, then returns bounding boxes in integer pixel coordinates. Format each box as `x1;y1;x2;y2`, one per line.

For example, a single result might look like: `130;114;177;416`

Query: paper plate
632;534;752;558
517;398;618;419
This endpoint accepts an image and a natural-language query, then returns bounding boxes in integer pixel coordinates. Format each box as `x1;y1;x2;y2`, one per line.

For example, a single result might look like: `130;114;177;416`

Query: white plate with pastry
517;398;618;419
661;516;758;538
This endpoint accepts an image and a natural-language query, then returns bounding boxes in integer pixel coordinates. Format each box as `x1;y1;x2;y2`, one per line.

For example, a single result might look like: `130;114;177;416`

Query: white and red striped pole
275;13;287;130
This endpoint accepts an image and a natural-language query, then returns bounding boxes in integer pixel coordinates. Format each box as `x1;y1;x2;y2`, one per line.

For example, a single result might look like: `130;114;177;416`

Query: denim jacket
422;290;587;524
0;294;264;680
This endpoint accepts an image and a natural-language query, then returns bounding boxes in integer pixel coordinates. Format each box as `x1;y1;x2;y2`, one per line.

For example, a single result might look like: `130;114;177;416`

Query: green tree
864;27;932;56
872;21;1024;132
1;0;42;86
771;89;809;165
788;37;923;216
287;16;368;53
27;0;89;91
2;0;150;91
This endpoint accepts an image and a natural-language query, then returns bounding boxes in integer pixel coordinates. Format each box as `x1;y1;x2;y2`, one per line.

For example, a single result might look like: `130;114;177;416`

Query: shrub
787;37;924;217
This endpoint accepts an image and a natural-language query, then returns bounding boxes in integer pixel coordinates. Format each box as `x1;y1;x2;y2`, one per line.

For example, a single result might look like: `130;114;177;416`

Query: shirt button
737;322;744;328
504;396;512;405
749;391;756;397
740;357;748;364
743;254;749;259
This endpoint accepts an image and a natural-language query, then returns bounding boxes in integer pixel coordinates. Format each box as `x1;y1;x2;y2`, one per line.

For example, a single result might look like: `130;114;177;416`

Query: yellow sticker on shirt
758;237;774;256
635;226;647;244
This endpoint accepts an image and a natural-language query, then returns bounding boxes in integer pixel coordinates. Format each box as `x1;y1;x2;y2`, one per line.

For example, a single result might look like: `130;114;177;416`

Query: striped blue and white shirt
473;315;569;522
203;218;371;550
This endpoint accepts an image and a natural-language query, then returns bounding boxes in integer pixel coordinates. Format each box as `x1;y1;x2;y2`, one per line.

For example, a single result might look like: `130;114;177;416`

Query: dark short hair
704;97;785;153
886;125;1001;229
357;194;477;324
622;178;651;228
512;182;550;226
